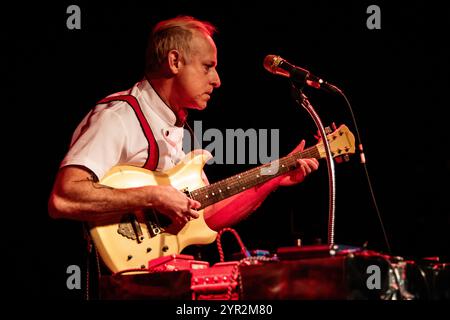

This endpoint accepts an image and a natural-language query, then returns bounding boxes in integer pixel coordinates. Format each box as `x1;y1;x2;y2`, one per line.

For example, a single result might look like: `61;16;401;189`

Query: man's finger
289;140;305;155
189;199;202;209
297;159;310;176
189;209;199;219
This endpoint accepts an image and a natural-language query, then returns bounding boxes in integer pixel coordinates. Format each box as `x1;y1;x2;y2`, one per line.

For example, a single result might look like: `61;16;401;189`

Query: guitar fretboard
190;146;320;209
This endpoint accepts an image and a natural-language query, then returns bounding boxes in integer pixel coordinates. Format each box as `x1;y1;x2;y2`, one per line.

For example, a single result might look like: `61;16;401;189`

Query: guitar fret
192;145;321;209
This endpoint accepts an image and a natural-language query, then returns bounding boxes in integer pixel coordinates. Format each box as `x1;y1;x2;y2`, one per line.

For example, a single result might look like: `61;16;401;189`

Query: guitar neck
191;145;321;209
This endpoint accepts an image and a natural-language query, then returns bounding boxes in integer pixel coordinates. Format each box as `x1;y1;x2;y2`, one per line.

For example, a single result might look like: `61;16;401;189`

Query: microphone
263;55;341;93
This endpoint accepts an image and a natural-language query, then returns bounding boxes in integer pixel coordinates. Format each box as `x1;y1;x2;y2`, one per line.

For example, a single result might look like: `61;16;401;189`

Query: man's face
173;33;221;110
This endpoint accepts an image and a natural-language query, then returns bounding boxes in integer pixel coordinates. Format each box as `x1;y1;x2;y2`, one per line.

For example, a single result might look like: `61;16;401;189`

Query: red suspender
97;95;159;171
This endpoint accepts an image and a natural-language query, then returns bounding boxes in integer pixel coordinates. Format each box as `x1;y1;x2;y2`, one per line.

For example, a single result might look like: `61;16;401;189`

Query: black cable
331;85;392;255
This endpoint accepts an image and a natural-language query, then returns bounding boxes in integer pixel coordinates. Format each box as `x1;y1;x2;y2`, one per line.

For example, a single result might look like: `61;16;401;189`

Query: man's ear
167;50;182;74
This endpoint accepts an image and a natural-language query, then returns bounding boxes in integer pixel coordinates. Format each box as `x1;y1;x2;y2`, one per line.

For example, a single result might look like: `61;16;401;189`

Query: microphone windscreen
263;55;278;74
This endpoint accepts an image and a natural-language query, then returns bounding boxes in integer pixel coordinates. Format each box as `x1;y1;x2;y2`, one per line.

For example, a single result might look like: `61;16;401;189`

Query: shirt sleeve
60;105;128;181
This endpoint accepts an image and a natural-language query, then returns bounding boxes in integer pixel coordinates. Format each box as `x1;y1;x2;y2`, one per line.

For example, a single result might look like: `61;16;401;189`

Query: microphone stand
291;82;336;247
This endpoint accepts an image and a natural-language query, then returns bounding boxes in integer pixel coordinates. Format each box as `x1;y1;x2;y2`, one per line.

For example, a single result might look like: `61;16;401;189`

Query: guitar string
191;146;322;207
193;146;319;201
193;131;353;204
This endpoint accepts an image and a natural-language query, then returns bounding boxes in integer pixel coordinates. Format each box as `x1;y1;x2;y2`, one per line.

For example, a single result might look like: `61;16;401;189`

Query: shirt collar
139;78;178;126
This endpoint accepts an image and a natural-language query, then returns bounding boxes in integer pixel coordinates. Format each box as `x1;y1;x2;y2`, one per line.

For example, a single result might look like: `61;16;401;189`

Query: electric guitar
89;124;355;273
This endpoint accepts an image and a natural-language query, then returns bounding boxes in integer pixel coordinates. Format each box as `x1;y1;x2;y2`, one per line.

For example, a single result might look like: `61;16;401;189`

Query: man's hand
278;140;319;187
150;185;201;226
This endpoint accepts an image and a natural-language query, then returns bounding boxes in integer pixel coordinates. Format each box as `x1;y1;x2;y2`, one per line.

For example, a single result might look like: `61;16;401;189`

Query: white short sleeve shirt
61;79;186;180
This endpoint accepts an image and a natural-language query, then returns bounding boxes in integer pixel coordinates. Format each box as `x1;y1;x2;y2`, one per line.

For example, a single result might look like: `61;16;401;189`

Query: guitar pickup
148;221;162;237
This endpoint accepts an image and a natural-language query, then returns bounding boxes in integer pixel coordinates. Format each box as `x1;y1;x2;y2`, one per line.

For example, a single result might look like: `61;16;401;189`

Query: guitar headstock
316;124;356;161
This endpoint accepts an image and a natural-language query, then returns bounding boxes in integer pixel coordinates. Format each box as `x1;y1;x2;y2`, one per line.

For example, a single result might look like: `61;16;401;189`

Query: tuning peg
314;133;320;141
335;156;343;164
331;122;337;131
314;129;324;141
314;122;338;140
343;154;350;162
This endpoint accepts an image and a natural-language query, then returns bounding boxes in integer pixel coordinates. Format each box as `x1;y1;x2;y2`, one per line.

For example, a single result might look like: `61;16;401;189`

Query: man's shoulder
90;96;139;124
94;82;141;111
90;79;158;121
96;79;145;107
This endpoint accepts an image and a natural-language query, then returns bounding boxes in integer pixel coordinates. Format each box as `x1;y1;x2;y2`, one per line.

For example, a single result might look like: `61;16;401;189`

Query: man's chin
184;100;208;111
192;103;208;111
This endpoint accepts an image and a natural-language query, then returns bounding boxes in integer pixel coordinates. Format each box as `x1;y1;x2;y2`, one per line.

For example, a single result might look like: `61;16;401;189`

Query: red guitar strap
97;95;159;171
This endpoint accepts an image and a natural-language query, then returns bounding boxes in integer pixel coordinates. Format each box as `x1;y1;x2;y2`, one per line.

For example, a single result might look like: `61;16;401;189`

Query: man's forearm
204;176;282;231
48;166;157;221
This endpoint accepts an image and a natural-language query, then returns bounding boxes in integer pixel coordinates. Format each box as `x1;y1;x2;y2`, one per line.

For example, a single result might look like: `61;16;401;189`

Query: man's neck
146;75;187;127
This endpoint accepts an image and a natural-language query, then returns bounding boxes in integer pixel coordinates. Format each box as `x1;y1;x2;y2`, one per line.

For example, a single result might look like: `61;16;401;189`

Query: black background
6;0;449;300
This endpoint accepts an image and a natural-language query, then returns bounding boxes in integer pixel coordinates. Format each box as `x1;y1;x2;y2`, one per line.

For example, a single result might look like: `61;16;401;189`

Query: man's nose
211;69;221;88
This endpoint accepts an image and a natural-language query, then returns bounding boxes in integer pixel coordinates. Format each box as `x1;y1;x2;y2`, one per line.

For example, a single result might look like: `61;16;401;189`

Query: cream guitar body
89;150;217;273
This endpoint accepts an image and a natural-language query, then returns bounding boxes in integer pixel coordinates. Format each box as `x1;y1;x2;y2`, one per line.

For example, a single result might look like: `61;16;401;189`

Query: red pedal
147;255;241;299
147;254;209;272
191;261;240;300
